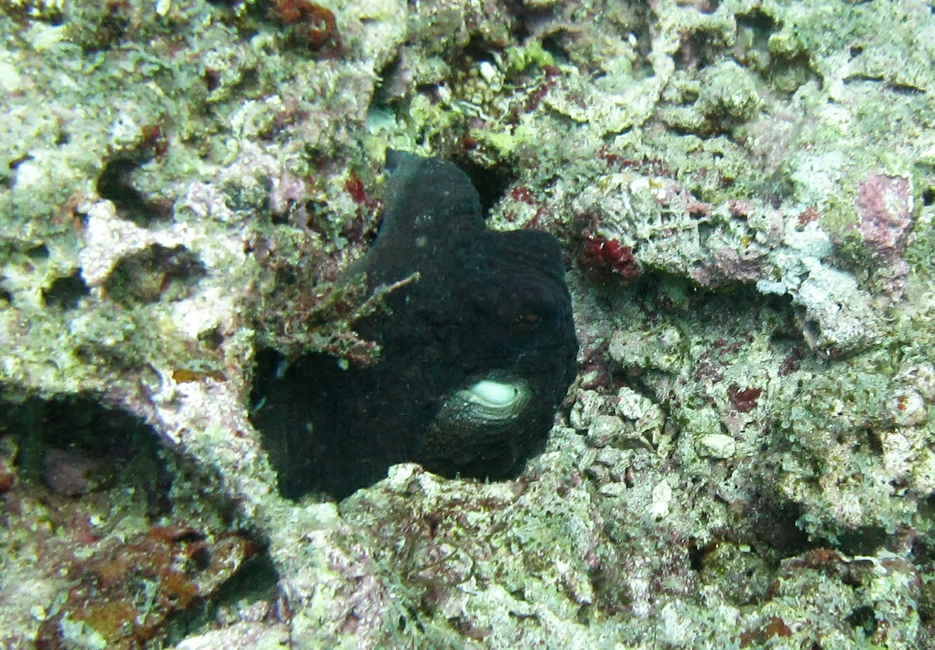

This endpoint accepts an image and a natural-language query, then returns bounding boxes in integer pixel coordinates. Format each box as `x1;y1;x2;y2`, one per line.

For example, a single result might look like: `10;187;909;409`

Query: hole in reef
369;53;403;109
104;244;207;306
739;492;812;562
540;31;573;65
96;146;169;226
687;536;711;571
250;347;343;500
844;605;877;636
2;393;172;510
919;494;935;524
451;156;516;215
674;30;724;71
198;326;225;350
836;526;888;557
736;7;778;35
25;243;50;260
43;272;90;310
163;550;280;644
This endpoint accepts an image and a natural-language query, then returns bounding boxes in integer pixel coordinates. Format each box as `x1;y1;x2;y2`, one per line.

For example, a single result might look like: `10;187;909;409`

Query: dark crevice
43;272;90;310
451;157;516;216
741;495;813;563
97;155;169;226
539;31;574;66
104;244;207;306
836;526;888;557
3;394;168;506
163;551;280;644
370;53;403;109
97;127;169;226
845;605;878;636
25;243;50;260
889;82;925;96
736;7;778;34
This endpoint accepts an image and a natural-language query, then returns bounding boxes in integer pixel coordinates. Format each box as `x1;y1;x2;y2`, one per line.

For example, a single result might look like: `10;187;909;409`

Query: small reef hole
43;272;90;310
104;244;207;306
451;157;516;216
96;126;169;226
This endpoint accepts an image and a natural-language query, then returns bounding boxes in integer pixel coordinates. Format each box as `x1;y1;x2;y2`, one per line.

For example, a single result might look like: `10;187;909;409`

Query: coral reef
1;0;934;647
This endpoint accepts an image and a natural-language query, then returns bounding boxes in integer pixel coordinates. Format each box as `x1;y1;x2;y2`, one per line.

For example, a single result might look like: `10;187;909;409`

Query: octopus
251;152;578;499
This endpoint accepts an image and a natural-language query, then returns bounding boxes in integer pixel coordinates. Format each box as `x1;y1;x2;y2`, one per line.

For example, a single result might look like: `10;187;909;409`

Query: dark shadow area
96;127;170;226
451;155;516;216
97;156;158;225
4;393;171;505
836;526;889;557
24;243;50;260
43;272;90;310
164;550;280;644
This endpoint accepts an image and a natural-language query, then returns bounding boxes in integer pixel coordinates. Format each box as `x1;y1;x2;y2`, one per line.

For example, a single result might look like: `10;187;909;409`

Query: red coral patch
583;235;641;279
727;384;762;412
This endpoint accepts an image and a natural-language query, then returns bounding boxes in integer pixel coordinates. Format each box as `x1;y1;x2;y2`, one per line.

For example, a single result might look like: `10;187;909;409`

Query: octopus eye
463;379;522;407
434;377;532;429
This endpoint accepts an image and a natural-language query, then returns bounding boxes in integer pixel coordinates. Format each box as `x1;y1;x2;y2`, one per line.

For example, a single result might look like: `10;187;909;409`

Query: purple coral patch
855;174;913;261
854;173;913;296
42;447;108;497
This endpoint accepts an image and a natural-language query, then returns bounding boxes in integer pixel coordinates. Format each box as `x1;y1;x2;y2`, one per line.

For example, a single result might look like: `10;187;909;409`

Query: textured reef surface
251;152;577;499
1;0;935;647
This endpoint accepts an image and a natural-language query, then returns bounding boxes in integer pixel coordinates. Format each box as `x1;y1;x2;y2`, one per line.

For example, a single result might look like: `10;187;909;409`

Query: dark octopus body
251;152;578;499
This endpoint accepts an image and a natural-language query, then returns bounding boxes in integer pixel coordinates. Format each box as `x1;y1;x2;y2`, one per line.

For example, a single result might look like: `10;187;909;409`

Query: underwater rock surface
251;152;578;499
